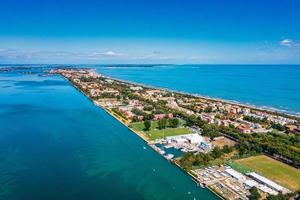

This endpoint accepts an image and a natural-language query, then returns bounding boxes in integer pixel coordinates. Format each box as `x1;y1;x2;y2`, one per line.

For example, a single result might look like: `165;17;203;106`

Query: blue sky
0;0;300;64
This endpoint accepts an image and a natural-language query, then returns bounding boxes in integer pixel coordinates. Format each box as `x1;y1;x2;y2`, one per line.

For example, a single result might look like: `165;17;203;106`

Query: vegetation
158;118;168;129
202;124;221;138
227;161;252;174
266;189;300;200
204;106;213;113
248;187;261;200
235;155;300;191
222;145;234;154
169;107;300;167
129;121;190;140
179;146;231;170
168;118;179;128
143;105;153;111
271;122;285;131
144;120;151;131
110;108;127;121
147;127;190;140
243;116;268;124
130;121;159;132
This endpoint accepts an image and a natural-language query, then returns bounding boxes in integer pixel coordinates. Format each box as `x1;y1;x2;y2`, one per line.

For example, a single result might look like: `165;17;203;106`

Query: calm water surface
0;70;217;200
96;65;300;115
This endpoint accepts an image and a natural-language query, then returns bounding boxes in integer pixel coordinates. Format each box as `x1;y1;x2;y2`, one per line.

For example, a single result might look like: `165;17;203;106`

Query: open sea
0;64;299;200
96;65;300;115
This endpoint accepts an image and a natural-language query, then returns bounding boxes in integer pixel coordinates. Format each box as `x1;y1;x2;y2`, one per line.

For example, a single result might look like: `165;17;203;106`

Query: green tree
222;145;233;154
204;106;213;113
267;192;288;200
158;118;167;129
211;146;223;159
249;187;261;200
144;120;151;131
202;124;220;139
169;118;179;128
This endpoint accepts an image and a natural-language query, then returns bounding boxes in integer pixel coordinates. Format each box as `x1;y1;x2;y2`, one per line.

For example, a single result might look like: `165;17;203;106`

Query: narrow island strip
50;68;300;200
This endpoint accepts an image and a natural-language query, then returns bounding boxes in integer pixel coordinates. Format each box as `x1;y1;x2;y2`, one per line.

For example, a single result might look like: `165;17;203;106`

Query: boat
165;154;174;160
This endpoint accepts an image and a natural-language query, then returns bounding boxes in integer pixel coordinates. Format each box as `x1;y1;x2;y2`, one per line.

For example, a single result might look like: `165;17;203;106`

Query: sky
0;0;300;64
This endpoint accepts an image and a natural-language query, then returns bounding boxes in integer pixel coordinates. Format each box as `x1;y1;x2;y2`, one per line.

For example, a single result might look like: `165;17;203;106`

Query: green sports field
235;155;300;191
129;121;190;140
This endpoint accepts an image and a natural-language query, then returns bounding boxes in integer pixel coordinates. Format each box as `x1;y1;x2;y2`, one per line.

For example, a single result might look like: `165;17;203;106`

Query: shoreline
61;75;223;199
98;72;300;119
55;70;299;199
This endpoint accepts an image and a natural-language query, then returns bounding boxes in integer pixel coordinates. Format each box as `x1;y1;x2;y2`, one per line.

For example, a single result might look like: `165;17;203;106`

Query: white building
166;134;203;145
247;172;290;194
183;134;203;144
225;168;247;182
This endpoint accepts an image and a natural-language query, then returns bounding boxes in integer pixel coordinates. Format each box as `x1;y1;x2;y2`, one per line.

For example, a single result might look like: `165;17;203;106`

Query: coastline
56;70;300;199
61;74;223;199
98;73;300;119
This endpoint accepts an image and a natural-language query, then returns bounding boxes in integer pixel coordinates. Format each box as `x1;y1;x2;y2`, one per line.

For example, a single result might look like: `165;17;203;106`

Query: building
153;113;173;120
199;141;212;151
183;134;203;144
90;89;101;97
225;168;247;182
128;99;140;106
153;114;166;120
165;134;202;145
247;172;290;194
130;86;143;91
237;124;251;133
118;106;132;113
286;124;300;134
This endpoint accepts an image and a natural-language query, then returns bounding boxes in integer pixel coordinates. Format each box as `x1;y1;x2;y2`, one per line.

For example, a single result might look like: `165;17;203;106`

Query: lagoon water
0;69;217;200
97;65;300;115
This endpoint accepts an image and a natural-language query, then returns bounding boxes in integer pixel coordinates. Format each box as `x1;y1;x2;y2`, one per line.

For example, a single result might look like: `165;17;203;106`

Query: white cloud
104;50;117;56
0;48;205;63
280;39;293;47
280;38;300;48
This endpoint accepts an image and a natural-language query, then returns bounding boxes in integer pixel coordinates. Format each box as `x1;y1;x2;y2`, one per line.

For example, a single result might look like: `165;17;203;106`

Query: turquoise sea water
0;69;217;200
96;65;300;115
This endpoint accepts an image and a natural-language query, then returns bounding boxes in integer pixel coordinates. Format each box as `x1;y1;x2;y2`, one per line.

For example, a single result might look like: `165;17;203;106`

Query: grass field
235;155;300;191
228;161;252;174
130;121;159;131
129;121;190;140
147;127;190;140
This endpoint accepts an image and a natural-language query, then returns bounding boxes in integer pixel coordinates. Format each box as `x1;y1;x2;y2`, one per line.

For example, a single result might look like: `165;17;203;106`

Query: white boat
165;154;174;160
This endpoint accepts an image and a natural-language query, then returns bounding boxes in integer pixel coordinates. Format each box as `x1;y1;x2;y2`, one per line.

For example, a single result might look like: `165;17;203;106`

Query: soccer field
235;155;300;191
129;121;190;140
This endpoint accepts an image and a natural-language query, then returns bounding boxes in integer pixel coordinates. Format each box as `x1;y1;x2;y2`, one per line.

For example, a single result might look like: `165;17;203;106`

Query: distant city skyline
1;0;300;64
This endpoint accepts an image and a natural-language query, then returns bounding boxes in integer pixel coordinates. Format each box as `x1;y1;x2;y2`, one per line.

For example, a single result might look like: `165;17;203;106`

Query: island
50;68;300;200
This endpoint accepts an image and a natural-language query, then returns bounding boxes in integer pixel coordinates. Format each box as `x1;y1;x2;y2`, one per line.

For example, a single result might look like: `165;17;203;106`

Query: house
200;113;215;124
128;99;140;106
153;114;166;120
286;124;300;134
118;106;132;113
237;124;251;133
90;89;101;97
130;86;143;91
153;113;173;120
124;111;134;119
